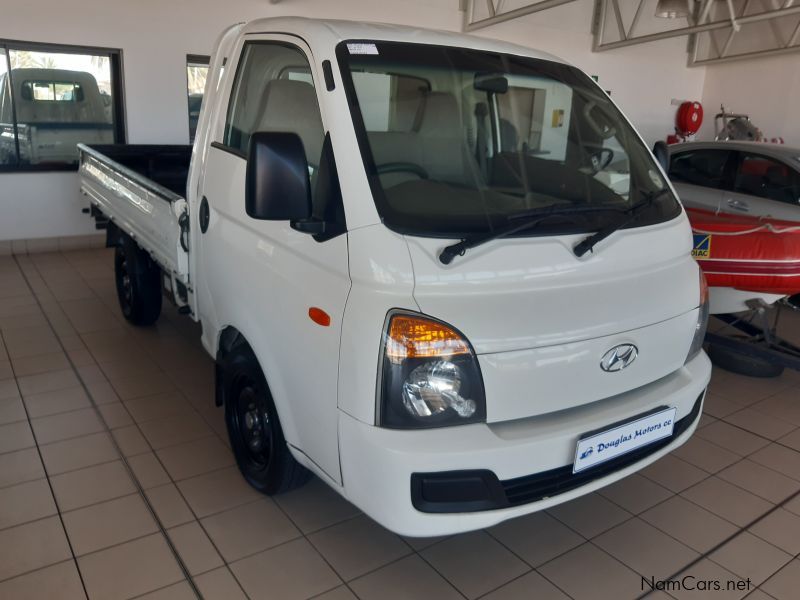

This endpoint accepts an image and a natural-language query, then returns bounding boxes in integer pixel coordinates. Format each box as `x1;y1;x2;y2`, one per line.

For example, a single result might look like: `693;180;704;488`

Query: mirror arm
290;218;327;235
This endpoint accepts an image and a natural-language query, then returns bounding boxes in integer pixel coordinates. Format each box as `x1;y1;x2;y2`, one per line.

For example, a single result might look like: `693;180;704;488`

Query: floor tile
749;443;800;482
537;542;642;600
39;431;118;475
30;407;104;444
483;570;570;600
313;586;358;600
62;493;159;556
751;391;800;427
16;369;80;397
350;554;462;600
594;517;698;579
111;424;151;456
724;408;796;440
177;466;261;518
0;447;44;489
761;559;800;600
194;566;248;600
275;476;360;534
127;452;171;489
50;460;136;511
710;531;792;585
123;391;193;423
0;478;57;530
157;436;233;481
640;495;739;553
145;483;196;528
717;459;800;503
640;454;709;492
85;380;120;405
671;436;741;473
421;530;530;599
202;498;301;563
704;393;750;419
95;401;133;429
230;537;341;600
11;352;70;378
681;477;773;527
139;412;214;450
0;396;27;425
598;473;674;514
0;377;20;400
696;421;771;457
0;560;85;600
136;580;196;600
489;510;584;567
0;516;72;581
112;372;176;401
547;492;632;538
749;507;800;555
309;514;411;582
78;533;184;600
167;521;223;575
22;386;91;419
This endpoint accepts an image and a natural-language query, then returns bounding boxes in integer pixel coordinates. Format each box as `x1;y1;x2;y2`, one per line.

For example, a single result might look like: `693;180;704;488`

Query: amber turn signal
308;307;331;327
385;314;471;360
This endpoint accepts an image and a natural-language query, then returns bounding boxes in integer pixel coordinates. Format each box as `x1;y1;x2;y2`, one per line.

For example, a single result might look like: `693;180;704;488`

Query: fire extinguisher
676;101;703;137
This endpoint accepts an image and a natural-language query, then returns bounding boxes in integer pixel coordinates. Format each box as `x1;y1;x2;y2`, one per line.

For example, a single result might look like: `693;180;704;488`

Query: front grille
500;392;704;506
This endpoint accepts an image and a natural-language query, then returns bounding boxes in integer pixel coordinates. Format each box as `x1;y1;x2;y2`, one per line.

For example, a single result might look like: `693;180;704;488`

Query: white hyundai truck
79;17;711;536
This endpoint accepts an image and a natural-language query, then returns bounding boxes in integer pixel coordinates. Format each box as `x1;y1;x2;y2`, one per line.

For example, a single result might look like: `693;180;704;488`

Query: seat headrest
257;79;324;163
417;92;460;136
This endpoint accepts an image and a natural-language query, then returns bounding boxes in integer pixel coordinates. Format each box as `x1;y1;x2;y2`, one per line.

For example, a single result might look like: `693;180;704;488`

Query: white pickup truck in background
79;17;711;536
0;68;113;165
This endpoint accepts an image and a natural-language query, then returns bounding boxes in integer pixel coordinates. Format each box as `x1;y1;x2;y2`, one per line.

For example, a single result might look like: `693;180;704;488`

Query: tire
707;342;784;378
114;237;162;326
220;342;310;495
787;294;800;310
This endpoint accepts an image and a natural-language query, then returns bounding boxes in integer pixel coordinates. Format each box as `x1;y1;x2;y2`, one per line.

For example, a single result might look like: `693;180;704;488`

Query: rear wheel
114;237;162;326
707;342;784;378
220;343;309;494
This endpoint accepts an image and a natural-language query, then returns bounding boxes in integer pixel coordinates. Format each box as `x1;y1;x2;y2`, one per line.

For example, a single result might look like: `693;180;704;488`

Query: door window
735;153;800;205
223;41;324;170
669;150;732;189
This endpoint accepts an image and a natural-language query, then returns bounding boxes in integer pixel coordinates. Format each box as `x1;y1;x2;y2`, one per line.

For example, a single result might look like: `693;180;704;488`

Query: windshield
337;41;680;237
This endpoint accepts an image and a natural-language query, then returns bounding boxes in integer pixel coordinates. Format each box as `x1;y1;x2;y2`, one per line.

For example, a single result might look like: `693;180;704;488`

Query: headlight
378;311;486;429
685;269;709;363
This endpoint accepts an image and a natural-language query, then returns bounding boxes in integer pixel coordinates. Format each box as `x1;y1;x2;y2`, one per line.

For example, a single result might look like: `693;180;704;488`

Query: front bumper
339;352;711;537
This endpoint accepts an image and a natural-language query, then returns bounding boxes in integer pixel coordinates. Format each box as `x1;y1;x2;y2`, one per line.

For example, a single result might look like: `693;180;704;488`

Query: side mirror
652;141;670;173
246;131;312;222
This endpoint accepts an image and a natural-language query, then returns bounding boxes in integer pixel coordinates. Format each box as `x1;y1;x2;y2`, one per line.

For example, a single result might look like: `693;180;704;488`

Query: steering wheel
376;162;429;180
589;148;615;173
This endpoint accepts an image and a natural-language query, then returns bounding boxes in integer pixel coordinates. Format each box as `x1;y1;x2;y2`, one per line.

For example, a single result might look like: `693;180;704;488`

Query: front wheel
220;343;309;494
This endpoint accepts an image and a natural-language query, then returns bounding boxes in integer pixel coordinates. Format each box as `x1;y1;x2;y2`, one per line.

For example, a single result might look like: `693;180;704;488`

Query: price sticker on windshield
347;43;378;55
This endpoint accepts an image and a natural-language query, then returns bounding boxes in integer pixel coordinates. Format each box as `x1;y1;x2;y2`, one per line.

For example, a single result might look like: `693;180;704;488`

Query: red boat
686;208;800;313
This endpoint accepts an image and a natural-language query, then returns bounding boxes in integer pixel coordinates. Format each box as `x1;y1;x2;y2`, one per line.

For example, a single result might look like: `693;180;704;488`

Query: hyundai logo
600;344;638;372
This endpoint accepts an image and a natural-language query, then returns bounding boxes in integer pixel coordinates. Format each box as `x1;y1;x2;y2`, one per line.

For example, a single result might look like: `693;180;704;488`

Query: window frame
186;54;210;144
668;148;737;191
0;38;126;174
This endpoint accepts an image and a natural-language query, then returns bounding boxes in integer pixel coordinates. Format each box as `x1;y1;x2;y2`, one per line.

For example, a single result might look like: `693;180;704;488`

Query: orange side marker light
308;307;331;327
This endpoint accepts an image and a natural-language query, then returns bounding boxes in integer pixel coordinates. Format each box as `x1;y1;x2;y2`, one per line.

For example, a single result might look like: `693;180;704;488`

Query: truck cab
79;17;711;536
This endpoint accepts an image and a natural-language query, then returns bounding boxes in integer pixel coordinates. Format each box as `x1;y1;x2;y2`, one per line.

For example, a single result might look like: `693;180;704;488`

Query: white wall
1;0;708;241
699;53;800;145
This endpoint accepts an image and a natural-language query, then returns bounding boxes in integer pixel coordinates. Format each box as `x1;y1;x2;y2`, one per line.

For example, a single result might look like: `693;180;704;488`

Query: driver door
196;35;350;484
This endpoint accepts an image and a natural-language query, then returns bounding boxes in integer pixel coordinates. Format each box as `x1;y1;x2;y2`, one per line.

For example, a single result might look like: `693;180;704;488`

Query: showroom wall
700;53;800;145
1;0;708;242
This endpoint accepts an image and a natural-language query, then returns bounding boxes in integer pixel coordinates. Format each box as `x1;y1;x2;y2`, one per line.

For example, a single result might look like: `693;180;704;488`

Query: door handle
199;196;210;233
726;198;749;212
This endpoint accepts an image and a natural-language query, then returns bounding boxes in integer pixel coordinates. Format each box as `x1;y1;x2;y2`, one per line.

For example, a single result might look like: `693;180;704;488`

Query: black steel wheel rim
118;255;133;316
233;379;272;469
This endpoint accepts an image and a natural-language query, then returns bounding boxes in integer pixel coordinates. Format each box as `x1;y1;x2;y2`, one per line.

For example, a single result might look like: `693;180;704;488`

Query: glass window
735;153;800;205
186;55;209;144
669;150;732;189
223;41;324;169
338;41;678;237
0;41;124;171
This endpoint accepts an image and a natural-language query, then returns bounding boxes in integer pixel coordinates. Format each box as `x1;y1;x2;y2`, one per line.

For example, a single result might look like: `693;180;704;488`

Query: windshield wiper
439;204;615;265
572;188;672;258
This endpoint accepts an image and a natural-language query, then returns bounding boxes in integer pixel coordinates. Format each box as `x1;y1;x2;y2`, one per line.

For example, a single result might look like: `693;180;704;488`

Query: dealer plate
573;407;677;474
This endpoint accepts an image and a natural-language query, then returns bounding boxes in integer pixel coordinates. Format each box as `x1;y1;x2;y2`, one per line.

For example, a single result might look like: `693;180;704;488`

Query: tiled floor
1;248;800;600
